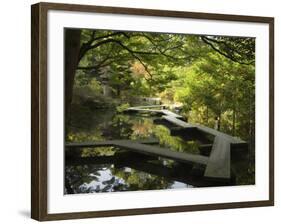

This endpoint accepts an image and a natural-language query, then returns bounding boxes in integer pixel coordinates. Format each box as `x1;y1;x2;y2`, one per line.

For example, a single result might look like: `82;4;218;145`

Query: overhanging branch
201;36;254;65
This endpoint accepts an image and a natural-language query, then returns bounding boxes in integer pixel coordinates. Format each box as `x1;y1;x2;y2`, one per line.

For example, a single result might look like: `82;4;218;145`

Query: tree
200;36;255;65
65;29;203;115
65;29;81;120
173;49;254;139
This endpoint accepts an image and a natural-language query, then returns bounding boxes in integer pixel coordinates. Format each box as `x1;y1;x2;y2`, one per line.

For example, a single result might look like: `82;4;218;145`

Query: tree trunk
206;106;209;124
232;107;236;136
65;29;81;122
214;113;221;131
102;83;112;97
116;86;121;97
217;113;221;131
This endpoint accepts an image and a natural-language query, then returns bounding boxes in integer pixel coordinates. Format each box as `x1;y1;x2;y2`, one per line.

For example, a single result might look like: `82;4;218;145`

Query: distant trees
65;30;200;112
172;48;254;139
200;36;255;65
65;28;255;140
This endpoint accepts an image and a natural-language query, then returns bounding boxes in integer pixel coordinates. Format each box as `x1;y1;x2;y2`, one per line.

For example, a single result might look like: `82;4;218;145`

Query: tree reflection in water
65;107;253;194
65;163;193;194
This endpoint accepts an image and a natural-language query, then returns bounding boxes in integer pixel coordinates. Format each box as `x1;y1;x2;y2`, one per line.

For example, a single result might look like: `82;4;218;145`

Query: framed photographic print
31;2;274;221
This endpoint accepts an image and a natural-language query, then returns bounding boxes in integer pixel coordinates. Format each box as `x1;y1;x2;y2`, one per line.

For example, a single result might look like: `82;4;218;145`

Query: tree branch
201;36;254;65
77;60;114;71
79;32;130;62
92;31;130;42
131;33;189;61
78;38;156;79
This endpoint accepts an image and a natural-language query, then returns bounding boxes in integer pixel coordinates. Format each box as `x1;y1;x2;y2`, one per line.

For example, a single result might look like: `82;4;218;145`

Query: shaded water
65;107;254;194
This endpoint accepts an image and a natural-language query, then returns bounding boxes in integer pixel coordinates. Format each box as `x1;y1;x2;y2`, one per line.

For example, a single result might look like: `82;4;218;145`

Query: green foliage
153;125;199;154
168;51;255;140
116;103;130;112
66;29;256;191
70;28;256;141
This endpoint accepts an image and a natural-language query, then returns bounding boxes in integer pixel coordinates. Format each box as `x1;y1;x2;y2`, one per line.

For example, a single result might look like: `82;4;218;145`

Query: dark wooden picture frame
31;2;274;221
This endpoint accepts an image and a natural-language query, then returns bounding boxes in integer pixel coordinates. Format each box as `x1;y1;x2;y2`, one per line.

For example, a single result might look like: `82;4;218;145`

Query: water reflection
66;163;193;194
65;107;254;194
66;109;201;156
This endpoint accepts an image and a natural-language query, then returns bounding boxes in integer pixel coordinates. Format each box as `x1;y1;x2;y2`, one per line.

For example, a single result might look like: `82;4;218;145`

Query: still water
65;108;254;194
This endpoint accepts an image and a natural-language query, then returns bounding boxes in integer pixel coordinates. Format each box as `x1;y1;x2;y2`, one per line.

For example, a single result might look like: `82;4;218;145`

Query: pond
65;106;254;194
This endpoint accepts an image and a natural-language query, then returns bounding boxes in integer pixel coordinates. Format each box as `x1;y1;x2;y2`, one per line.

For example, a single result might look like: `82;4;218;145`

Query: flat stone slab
204;136;231;179
66;139;209;165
